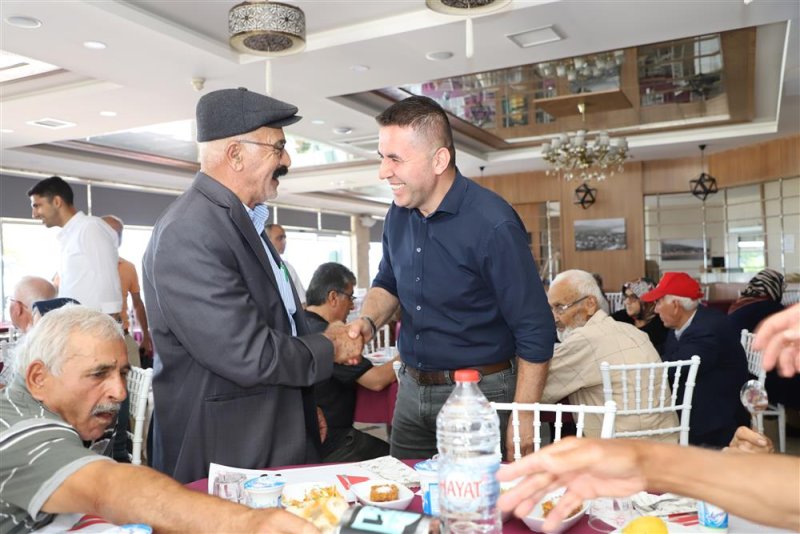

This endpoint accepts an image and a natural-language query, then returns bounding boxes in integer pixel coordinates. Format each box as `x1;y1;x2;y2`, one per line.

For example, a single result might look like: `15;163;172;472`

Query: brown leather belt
404;360;512;386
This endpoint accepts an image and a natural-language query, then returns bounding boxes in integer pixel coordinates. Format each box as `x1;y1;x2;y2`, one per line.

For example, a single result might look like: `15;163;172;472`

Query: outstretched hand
497;438;647;532
753;304;800;377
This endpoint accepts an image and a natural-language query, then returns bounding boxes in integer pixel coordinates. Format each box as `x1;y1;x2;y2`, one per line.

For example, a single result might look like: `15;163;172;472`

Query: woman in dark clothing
728;269;799;409
728;268;785;334
611;278;669;352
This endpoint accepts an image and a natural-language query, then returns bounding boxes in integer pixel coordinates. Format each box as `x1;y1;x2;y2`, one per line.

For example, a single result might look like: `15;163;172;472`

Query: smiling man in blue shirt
348;96;556;460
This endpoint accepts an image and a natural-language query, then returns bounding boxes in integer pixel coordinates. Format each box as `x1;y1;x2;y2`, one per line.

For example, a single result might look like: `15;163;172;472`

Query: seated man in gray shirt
0;305;316;534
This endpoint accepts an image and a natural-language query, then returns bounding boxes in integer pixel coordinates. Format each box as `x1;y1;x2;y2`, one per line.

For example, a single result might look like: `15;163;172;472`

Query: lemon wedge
622;516;669;534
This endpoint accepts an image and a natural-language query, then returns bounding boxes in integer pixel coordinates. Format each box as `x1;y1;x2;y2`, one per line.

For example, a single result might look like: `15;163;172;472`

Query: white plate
350;479;414;510
521;488;588;533
364;347;397;365
281;481;341;506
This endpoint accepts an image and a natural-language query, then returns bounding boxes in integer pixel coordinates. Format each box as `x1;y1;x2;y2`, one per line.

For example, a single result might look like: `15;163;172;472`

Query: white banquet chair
600;356;700;446
606;292;625;314
365;324;392;354
491;401;617;461
126;366;154;465
740;329;786;452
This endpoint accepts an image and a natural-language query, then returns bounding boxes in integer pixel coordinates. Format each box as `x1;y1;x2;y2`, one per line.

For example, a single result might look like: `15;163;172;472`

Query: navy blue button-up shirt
372;170;555;370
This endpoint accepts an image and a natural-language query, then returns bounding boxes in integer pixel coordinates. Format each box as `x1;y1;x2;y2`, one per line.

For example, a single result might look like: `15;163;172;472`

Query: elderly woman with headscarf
729;269;799;409
728;269;785;334
611;277;669;352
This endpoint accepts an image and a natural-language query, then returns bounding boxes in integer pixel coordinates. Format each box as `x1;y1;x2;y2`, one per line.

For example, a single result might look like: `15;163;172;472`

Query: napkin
630;492;697;516
357;456;419;487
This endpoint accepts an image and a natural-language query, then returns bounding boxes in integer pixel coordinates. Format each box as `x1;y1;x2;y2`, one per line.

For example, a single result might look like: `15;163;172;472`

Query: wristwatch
360;315;377;338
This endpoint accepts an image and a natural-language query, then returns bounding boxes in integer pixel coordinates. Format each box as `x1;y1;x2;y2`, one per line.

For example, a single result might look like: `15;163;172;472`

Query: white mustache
92;403;121;417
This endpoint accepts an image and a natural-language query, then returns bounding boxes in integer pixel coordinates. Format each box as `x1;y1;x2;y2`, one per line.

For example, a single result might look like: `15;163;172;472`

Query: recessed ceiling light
426;51;454;61
311;119;325;125
507;25;563;49
350;64;370;72
83;40;107;50
5;16;42;29
0;128;14;134
333;127;353;135
99;111;117;117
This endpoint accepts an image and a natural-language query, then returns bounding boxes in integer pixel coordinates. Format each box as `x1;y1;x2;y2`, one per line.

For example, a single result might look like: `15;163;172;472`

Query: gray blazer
143;172;333;483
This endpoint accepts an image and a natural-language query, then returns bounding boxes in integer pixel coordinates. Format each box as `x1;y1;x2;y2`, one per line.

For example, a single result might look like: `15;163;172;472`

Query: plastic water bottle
436;369;502;534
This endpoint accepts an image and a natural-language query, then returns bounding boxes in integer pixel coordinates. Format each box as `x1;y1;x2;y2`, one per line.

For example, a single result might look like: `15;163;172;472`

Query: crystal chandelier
542;122;629;181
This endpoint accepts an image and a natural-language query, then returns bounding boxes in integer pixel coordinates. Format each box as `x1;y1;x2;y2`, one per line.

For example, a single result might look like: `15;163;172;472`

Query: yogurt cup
243;475;285;508
414;459;439;516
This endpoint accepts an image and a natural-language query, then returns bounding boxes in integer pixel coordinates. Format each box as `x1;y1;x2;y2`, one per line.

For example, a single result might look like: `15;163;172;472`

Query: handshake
322;317;376;366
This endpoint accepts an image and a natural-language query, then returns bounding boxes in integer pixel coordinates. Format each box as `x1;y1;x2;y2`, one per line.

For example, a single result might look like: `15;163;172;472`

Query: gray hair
663;294;700;311
197;138;230;168
13;276;57;306
14;305;124;377
551;269;607;311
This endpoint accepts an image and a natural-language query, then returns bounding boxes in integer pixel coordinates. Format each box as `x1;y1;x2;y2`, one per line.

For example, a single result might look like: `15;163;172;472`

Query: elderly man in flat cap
143;88;363;483
642;272;749;448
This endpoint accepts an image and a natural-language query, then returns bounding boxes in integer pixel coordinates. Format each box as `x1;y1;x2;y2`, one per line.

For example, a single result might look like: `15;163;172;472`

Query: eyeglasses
336;290;356;303
550;295;589;315
238;139;286;157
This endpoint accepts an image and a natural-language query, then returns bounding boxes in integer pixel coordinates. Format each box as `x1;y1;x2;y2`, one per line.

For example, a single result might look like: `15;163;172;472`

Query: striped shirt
0;377;111;533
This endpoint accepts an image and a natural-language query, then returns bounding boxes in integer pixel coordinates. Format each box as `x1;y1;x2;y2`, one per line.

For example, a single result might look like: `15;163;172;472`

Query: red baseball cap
640;272;704;302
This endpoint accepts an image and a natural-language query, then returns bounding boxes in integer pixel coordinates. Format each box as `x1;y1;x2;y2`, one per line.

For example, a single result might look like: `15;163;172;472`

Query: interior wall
559;162;645;291
476;135;800;291
643;135;800;194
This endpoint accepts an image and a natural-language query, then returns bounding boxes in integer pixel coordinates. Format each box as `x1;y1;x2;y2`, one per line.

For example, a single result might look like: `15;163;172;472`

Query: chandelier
542;109;630;181
229;1;306;57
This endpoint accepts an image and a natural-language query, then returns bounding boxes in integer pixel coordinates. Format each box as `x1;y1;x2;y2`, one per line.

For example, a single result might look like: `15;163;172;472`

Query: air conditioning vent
27;118;76;129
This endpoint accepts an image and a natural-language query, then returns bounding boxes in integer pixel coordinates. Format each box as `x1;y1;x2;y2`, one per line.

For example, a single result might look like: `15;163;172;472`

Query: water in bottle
436;369;502;534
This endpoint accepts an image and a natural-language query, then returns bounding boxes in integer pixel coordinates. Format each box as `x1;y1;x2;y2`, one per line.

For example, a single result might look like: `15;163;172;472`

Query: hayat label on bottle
438;461;499;513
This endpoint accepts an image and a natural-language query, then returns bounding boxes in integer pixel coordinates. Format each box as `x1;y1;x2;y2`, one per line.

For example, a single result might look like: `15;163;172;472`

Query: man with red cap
641;272;749;447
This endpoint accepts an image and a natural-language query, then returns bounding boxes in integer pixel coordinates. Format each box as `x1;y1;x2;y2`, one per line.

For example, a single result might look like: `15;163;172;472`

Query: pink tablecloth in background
353;381;398;426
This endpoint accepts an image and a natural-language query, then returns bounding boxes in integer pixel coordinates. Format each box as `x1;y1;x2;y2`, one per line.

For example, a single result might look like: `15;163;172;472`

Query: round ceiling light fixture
83;40;107;50
425;0;511;16
425;51;454;61
5;15;42;29
99;111;117;117
229;1;306;57
332;127;353;135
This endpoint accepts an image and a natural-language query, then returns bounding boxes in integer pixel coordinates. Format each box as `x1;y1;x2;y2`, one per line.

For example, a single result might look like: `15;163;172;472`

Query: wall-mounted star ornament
573;182;597;209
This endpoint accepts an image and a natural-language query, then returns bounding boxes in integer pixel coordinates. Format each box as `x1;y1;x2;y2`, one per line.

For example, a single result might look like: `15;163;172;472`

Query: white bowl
349;479;414;510
521;489;587;534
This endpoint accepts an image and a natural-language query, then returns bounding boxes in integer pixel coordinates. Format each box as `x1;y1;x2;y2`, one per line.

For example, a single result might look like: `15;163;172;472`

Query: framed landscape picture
660;238;707;261
574;218;627;251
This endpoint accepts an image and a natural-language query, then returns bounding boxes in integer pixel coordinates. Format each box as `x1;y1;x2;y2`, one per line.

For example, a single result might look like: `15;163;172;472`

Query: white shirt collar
674;309;698;340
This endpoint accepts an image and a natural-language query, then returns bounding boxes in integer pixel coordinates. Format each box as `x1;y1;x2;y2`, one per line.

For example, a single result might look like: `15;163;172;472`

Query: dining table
186;458;794;534
186;459;603;534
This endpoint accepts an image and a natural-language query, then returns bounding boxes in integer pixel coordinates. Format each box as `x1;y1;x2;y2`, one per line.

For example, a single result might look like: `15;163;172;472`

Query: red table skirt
353;381;398;426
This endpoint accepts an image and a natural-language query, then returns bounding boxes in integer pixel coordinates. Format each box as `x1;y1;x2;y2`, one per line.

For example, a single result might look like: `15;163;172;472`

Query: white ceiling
1;0;798;216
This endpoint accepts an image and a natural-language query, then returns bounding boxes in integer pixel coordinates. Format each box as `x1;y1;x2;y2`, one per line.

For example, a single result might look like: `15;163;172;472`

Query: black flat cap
196;87;301;142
